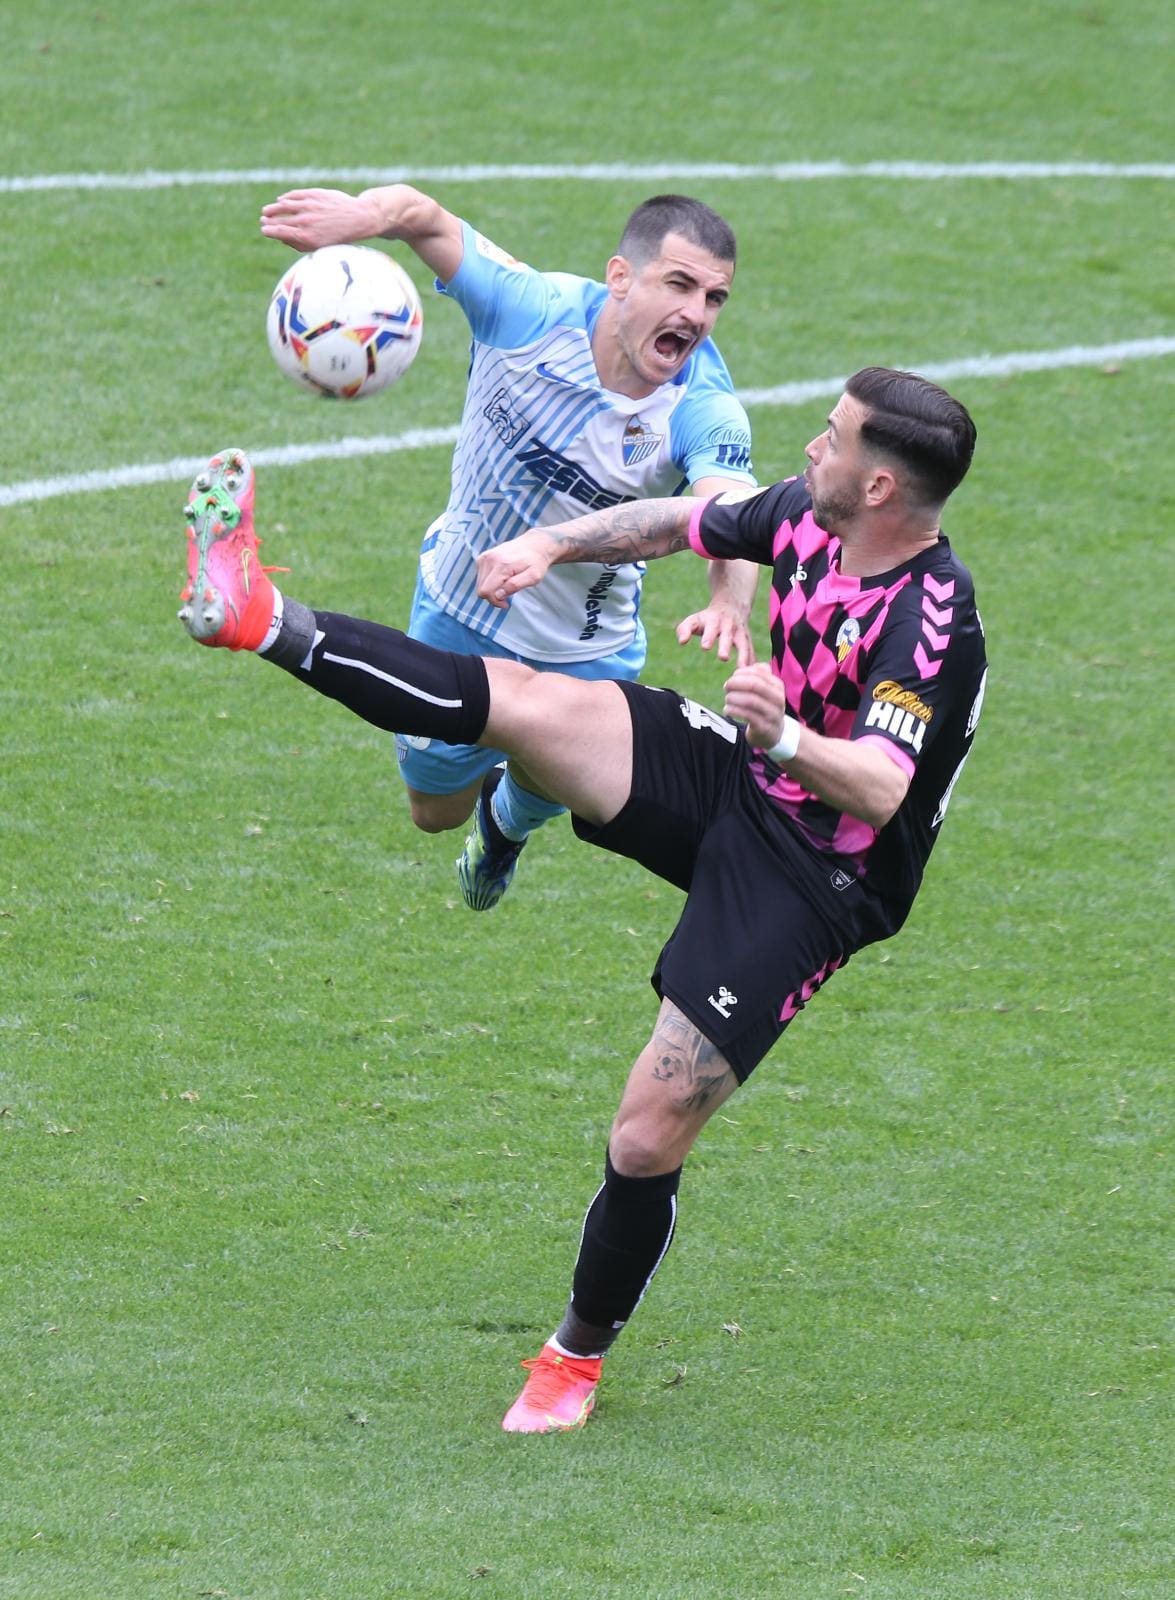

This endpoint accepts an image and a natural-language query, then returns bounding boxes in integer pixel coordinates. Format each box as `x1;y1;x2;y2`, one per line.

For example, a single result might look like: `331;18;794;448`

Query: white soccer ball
266;244;423;399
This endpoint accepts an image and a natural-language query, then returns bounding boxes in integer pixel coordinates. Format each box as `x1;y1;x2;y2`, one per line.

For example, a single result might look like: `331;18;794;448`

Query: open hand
260;188;381;251
676;601;756;668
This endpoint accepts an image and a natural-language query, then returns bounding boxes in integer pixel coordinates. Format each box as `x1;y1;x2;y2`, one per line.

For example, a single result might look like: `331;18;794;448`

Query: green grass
2;2;1173;1597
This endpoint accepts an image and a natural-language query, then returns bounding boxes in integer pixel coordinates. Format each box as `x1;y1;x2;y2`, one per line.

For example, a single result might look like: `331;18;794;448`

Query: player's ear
865;466;899;509
606;254;633;299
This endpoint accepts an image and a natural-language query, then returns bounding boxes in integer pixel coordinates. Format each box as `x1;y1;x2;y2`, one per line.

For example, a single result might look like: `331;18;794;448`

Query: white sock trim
548;1333;607;1362
257;587;285;655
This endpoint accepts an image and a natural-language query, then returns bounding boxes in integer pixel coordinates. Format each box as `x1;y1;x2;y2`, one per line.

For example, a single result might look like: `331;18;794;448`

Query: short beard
810;484;861;537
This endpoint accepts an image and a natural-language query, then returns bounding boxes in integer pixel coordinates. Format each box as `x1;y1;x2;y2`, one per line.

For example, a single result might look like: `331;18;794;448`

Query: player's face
607;233;733;393
804;393;870;536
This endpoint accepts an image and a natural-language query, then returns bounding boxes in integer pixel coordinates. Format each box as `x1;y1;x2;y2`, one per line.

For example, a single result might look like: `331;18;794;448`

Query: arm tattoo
548;499;693;566
649;1007;734;1111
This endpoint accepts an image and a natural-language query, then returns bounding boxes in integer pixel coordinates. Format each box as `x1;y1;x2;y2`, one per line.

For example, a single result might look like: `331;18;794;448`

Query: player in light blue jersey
260;185;758;907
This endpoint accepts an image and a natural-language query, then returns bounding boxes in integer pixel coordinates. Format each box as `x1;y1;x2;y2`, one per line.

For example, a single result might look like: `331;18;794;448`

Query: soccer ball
266;244;423;399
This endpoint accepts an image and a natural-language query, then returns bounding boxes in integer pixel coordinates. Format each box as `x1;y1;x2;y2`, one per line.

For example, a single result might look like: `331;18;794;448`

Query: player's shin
262;595;491;744
554;1149;682;1358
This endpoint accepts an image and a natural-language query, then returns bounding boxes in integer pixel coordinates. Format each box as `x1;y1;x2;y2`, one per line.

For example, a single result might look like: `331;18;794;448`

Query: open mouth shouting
652;327;696;371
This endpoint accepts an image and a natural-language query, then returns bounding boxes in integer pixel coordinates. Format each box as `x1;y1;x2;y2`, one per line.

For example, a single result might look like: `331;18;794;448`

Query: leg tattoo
649;1006;733;1112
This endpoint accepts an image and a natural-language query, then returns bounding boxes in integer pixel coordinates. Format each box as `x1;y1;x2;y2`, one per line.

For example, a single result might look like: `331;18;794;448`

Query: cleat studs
194;470;213;492
183;503;197;523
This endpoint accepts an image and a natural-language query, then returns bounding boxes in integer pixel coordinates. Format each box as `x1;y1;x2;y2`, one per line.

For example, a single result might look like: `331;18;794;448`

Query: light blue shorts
394;576;647;795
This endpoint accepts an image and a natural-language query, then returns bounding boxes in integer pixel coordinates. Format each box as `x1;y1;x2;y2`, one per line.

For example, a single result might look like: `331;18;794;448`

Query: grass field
2;3;1172;1597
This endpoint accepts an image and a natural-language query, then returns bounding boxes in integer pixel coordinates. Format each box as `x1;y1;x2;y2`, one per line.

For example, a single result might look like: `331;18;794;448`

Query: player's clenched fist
722;661;790;750
476;532;560;608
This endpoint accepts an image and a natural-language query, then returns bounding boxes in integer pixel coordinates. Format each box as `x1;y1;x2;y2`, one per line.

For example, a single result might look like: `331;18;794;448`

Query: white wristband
761;714;801;765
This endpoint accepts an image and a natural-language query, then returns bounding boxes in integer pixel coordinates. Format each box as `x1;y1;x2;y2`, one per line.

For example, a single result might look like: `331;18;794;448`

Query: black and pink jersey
689;476;987;932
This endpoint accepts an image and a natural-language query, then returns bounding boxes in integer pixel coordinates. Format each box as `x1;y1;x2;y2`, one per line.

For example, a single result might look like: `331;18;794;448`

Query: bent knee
609;1112;694;1178
407;792;474;833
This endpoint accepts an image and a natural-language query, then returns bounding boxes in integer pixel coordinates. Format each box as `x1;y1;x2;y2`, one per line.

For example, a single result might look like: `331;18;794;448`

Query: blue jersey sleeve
436;220;562;348
666;343;755;486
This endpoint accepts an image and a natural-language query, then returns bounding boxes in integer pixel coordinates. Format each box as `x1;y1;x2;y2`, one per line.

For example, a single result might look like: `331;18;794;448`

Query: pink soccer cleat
179;448;281;650
501;1344;602;1434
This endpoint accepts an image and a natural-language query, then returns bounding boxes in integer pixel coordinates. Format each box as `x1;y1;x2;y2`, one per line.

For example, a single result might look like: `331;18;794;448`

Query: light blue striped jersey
418;221;754;663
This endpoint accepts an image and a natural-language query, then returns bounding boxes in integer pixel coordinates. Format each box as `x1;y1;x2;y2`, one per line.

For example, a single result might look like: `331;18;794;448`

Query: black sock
264;600;490;744
558;1149;682;1356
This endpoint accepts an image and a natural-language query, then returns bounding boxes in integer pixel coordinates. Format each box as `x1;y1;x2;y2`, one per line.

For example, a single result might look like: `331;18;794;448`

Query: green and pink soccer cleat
179;448;282;650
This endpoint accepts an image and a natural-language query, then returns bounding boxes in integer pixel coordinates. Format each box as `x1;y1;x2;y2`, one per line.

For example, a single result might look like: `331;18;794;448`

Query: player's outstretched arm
260;184;464;282
475;499;695;609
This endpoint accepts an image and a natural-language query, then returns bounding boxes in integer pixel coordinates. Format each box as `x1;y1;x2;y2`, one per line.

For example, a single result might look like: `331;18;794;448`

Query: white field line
2;337;1173;510
2;160;1174;193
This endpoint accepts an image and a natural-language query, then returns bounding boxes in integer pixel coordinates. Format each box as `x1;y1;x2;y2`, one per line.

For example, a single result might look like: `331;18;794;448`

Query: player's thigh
482;663;633;827
396;578;535;798
501;636;644;808
609;998;740;1176
655;810;859;1084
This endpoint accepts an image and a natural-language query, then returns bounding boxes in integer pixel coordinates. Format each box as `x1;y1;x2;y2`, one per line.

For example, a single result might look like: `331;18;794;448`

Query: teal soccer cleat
457;767;527;911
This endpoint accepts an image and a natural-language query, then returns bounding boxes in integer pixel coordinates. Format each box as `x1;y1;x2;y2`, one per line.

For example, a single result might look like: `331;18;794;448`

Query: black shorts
571;681;889;1082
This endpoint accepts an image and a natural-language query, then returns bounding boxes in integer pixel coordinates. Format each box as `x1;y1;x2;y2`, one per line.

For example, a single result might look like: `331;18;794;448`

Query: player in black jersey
178;366;985;1432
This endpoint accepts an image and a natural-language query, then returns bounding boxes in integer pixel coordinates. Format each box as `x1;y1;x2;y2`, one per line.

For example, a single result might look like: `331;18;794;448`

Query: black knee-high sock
264;598;490;744
557;1149;682;1357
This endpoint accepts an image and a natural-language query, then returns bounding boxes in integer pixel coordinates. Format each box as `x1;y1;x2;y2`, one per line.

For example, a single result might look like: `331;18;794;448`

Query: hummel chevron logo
914;573;957;679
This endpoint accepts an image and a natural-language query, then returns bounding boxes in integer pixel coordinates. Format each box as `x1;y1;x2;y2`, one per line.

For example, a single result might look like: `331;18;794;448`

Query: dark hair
846;367;977;506
618;194;737;270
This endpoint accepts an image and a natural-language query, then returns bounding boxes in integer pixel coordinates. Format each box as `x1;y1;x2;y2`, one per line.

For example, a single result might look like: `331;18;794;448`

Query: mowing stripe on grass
2;337;1172;509
2;161;1174;193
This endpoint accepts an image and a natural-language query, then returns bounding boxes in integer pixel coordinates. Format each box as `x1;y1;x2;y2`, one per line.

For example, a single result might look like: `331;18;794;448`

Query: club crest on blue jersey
836;617;861;662
622;416;663;468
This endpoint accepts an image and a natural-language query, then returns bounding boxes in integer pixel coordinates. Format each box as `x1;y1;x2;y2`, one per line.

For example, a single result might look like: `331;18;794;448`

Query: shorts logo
836;617;861;662
397;734;432;757
830;868;854;891
621;416;662;467
679;698;739;743
708;985;739;1019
